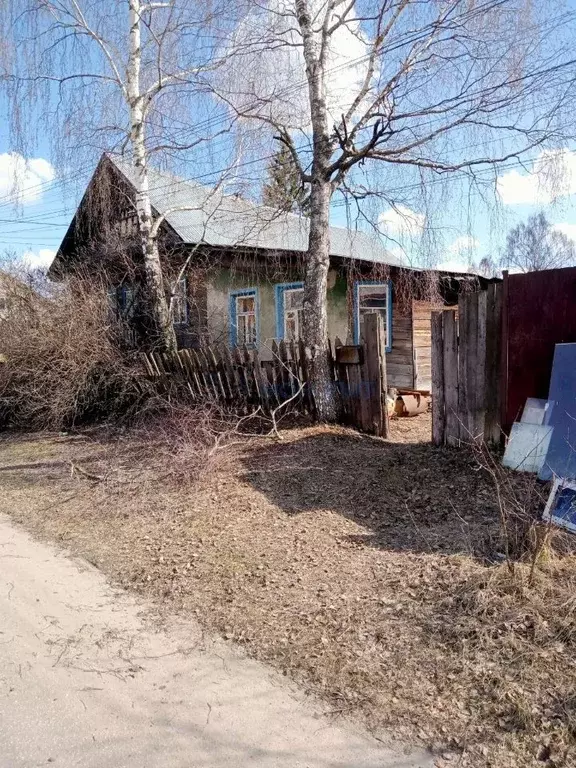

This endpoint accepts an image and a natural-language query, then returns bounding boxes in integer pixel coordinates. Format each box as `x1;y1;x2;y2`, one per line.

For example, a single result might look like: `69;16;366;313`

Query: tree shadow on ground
240;429;501;557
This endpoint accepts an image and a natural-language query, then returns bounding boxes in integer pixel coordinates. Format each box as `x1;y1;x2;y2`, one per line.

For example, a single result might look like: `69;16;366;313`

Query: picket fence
142;314;389;436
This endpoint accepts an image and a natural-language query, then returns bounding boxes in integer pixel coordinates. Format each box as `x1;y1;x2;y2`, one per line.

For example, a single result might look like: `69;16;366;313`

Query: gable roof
107;155;402;266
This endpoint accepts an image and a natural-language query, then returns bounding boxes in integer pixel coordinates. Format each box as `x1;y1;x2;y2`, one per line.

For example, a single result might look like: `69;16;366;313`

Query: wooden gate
431;284;502;446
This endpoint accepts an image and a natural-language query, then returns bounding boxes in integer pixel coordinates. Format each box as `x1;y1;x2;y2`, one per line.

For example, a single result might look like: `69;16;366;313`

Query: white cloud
22;249;56;270
435;236;480;272
497;149;576;206
553;222;576;242
447;235;480;256
0;152;55;205
435;258;473;273
378;205;426;237
219;0;374;129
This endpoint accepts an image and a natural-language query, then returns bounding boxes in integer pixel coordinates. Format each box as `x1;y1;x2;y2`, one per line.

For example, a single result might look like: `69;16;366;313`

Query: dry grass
1;412;575;767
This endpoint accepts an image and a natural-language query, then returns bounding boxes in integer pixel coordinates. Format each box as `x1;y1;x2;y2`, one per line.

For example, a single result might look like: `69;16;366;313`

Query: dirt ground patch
1;413;575;768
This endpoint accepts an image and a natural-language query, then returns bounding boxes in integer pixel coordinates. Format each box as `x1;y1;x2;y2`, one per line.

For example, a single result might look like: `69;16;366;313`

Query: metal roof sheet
111;157;402;266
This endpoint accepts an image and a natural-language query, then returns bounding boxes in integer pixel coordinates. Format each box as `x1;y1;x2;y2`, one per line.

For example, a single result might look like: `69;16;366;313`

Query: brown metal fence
501;267;576;432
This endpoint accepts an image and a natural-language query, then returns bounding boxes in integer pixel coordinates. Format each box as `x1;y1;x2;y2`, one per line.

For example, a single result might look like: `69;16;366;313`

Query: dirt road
0;515;432;768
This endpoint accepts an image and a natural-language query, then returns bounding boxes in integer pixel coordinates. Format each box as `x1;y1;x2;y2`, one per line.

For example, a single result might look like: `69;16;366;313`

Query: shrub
0;271;142;430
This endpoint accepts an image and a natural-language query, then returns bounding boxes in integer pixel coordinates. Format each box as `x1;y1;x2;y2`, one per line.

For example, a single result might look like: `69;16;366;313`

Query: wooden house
50;154;488;391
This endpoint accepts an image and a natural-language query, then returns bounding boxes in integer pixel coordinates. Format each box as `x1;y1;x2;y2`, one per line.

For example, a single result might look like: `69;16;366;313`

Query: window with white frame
230;289;258;346
354;282;391;349
172;277;188;325
282;286;304;341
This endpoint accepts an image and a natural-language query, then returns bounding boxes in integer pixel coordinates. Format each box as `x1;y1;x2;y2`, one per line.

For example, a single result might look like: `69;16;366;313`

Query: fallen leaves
2;417;576;767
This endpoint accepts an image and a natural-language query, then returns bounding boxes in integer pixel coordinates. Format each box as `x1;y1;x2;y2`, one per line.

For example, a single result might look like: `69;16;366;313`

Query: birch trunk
303;173;337;420
297;0;338;421
127;0;176;353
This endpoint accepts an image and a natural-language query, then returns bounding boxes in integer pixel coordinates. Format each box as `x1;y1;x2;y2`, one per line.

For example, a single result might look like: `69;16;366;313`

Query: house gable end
49;155;184;279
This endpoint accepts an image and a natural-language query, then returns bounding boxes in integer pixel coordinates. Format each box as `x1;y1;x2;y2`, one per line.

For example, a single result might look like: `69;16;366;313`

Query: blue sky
2;0;576;274
3;125;576;274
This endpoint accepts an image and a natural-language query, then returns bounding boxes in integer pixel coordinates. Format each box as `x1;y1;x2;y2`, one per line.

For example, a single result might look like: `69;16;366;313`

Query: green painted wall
206;268;349;356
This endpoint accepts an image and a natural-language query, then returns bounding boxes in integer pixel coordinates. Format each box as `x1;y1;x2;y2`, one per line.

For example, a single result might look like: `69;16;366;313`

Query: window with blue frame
275;282;304;341
353;281;392;351
229;288;258;347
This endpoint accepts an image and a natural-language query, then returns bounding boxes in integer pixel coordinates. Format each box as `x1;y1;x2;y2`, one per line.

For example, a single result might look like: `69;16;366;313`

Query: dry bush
0;271;142;430
132;402;259;485
470;440;570;579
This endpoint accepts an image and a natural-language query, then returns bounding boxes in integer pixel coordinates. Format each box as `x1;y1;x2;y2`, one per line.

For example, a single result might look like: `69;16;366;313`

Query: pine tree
262;145;309;215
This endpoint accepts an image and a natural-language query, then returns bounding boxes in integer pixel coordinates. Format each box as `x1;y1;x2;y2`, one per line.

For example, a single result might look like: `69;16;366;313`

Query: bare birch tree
214;0;576;420
502;212;576;272
3;0;234;352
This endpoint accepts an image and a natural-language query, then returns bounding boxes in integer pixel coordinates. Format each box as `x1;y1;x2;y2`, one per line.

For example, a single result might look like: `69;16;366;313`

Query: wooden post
348;362;363;430
334;336;350;423
431;311;445;445
379;322;389;439
359;341;372;433
363;314;388;437
456;291;487;443
443;310;459;446
474;290;488;441
500;270;510;434
484;283;503;444
457;293;472;441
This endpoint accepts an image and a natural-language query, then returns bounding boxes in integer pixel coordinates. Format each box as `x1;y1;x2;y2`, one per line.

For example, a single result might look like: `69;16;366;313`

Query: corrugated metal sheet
111;157;402;266
504;267;576;431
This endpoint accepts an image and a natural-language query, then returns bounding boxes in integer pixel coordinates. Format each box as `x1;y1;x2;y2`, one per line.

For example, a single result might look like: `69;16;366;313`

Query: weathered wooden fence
431;284;502;446
142;313;389;437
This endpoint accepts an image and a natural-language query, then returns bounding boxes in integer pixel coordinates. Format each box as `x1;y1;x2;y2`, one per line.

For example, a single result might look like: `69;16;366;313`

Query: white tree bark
127;0;176;353
296;0;338;421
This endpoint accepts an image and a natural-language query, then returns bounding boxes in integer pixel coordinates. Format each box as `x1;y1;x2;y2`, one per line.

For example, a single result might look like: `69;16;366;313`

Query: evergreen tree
262;145;309;215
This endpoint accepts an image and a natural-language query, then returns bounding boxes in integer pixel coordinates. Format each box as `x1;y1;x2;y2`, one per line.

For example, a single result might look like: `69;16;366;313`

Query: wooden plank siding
432;286;503;446
412;301;451;391
386;303;414;389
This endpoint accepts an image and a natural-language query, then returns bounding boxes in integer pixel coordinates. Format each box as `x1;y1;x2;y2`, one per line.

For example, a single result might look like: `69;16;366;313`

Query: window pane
359;284;387;309
246;313;256;344
285;288;304;311
282;287;304;341
285;311;298;341
238;312;256;345
237;314;246;344
357;283;389;346
124;286;136;319
173;278;187;324
237;296;255;314
234;292;257;346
